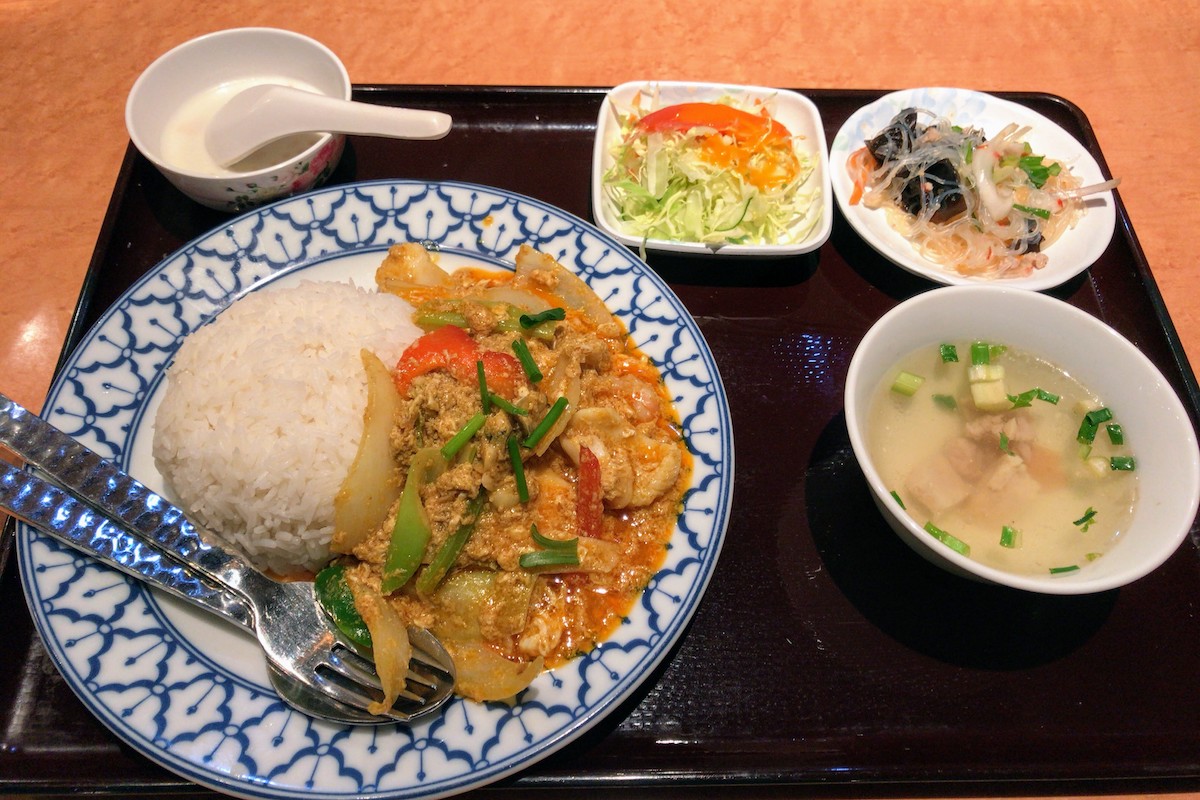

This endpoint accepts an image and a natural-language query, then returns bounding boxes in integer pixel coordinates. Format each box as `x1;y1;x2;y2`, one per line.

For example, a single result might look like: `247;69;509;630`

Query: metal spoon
205;84;452;168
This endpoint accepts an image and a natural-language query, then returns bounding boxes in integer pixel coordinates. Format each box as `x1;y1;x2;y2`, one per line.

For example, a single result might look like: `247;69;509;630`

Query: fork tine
324;638;454;703
325;646;384;691
312;667;434;718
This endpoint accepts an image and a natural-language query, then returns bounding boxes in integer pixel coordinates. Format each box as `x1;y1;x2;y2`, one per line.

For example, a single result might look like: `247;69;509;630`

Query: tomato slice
635;102;792;143
633;102;798;190
392;325;522;397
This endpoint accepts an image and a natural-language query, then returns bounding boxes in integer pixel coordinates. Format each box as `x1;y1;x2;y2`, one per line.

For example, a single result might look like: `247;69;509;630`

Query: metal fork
0;460;432;724
0;392;455;723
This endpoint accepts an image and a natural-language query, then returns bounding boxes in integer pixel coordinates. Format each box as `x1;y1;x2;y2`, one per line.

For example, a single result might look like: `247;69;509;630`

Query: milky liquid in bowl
160;76;323;176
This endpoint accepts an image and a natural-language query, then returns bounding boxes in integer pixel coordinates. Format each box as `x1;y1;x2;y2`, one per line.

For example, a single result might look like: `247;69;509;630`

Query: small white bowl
844;285;1200;594
591;80;832;257
125;28;350;212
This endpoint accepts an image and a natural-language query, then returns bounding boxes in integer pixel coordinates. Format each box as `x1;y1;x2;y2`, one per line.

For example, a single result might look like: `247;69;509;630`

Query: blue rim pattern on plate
16;180;734;799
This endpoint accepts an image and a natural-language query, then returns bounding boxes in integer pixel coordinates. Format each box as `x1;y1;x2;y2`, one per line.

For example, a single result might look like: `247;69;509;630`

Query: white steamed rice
152;280;421;575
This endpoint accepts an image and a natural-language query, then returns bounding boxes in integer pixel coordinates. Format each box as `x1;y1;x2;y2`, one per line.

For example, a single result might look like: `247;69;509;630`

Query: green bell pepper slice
314;564;372;650
380;447;446;593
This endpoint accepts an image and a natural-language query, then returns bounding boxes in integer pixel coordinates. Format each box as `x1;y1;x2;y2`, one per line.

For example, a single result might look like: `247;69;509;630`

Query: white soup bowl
844;285;1200;594
125;27;350;212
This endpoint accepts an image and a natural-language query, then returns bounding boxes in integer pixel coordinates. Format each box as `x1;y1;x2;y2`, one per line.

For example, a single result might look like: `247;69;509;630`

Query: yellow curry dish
322;243;692;709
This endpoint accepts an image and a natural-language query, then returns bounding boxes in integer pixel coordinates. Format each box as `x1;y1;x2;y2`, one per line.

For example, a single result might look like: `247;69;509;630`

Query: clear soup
868;341;1137;577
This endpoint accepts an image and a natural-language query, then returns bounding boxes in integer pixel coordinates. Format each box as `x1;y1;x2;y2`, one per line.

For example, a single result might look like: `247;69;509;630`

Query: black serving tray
2;87;1199;798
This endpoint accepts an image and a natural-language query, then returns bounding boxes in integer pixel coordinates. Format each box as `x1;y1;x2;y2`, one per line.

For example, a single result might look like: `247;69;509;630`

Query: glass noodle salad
601;91;823;249
847;108;1119;279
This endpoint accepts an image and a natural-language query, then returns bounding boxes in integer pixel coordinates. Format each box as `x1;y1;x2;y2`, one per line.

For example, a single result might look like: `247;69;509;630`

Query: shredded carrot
847;146;876;206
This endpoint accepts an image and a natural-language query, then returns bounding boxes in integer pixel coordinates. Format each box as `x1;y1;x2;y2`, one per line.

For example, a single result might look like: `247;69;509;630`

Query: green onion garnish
970;341;991;366
414;491;487;594
1000;525;1021;549
891;370;924;396
890;490;906;509
519;307;566;328
1077;407;1114;444
1073;507;1097;532
519;549;582;568
488;392;529;416
1049;565;1080;574
508;436;529;503
924;522;970;556
1013;203;1051;220
1106;423;1124;445
1008;387;1058;408
933;394;957;410
1018;155;1061;189
939;344;959;363
999;431;1014;455
441;412;486;460
523;396;569;449
519;523;580;568
511;338;543;382
1110;456;1136;471
530;524;576;551
1008;389;1036;408
477;360;491;414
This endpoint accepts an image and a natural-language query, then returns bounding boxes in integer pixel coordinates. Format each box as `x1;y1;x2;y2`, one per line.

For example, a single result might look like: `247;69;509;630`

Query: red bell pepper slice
575;444;604;540
392;324;522;397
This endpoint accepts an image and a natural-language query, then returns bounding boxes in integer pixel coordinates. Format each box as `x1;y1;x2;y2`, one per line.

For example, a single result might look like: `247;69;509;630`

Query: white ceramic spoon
205;84;452;168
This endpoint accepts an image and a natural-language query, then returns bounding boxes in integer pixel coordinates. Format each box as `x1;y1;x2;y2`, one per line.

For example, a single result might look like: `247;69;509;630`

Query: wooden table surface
1;1;1197;798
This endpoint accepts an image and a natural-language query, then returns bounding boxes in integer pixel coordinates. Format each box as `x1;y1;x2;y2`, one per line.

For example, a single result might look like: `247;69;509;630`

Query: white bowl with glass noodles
844;285;1199;594
591;80;832;257
830;88;1118;291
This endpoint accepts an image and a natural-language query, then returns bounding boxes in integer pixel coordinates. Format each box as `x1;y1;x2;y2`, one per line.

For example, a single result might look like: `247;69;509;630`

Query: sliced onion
514;245;614;332
429;569;493;641
531;353;581;456
444;641;543;702
376;242;450;292
332;350;403;554
428;570;543;700
345;576;413;715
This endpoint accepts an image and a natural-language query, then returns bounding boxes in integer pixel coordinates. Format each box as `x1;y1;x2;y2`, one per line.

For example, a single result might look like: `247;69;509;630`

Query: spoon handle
1;460;254;631
0;392;268;603
277;89;453;139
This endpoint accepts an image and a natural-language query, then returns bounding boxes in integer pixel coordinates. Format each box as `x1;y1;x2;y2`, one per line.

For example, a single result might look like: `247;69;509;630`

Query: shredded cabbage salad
601;93;823;249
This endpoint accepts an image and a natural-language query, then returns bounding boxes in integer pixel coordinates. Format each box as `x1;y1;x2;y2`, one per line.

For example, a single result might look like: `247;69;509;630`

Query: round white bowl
125;27;350;212
844;285;1200;594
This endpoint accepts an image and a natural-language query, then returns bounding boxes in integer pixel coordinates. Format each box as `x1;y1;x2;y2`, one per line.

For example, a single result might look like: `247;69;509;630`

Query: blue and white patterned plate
16;180;733;799
829;87;1117;291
